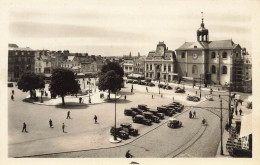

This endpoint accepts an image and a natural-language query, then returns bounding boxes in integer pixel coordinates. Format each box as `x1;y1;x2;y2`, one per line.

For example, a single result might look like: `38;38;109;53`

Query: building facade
123;60;134;76
144;42;177;82
175;18;244;89
8;44;35;81
133;56;145;75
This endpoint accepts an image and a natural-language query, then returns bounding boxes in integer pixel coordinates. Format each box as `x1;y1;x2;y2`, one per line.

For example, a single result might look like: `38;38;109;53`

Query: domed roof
197;18;208;35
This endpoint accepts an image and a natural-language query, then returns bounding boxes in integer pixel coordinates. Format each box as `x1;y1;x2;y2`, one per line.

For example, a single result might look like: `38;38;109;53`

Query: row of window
191;65;227;75
146;64;172;72
10;57;32;62
146;73;172;80
181;52;232;59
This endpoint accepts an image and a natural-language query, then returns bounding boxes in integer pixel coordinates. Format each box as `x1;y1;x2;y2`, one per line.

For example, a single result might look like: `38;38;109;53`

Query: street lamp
40;89;44;103
199;74;202;99
159;78;161;94
114;90;117;141
88;78;91;103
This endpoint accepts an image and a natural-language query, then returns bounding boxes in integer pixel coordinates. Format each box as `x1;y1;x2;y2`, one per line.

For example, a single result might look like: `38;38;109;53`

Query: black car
124;109;137;116
148;109;165;119
132;115;152;126
143;112;160;123
120;123;138;136
147;82;155;87
137;104;150;111
157;106;174;116
162;106;177;115
130;107;144;115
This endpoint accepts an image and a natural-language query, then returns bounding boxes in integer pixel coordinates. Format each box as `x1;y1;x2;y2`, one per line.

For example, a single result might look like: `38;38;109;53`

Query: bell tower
197;12;209;42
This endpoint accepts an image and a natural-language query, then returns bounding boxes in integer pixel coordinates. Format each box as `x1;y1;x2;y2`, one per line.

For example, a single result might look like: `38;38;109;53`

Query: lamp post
220;99;224;155
159;78;161;94
114;90;117;141
40;89;44;103
199;74;202;99
88;78;91;103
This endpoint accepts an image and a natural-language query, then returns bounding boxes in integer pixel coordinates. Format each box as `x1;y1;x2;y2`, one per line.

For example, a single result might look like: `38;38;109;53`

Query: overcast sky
7;0;256;56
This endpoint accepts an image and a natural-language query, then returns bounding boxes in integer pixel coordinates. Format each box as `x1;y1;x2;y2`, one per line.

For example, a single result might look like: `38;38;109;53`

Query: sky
7;0;257;56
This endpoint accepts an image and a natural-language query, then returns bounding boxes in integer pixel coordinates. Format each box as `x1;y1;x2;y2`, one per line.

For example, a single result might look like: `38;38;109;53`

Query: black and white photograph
1;0;260;164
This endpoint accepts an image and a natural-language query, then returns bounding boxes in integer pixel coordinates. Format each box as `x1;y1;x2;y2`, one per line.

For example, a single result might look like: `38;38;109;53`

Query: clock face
193;54;198;59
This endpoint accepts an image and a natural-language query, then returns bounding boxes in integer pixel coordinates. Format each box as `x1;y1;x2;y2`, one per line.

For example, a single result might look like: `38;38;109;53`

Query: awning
240;113;252;138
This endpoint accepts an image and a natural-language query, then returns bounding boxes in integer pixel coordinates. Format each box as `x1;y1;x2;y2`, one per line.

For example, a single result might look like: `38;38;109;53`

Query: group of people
22;111;99;133
11;89;14;101
189;111;196;119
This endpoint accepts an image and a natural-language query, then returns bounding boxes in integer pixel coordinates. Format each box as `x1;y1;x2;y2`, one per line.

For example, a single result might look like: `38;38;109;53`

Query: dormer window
181;52;185;58
194;45;197;48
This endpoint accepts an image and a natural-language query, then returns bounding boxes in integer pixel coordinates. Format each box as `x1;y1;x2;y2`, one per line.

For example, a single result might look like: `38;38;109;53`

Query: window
181;52;185;58
222;52;227;58
211;52;216;59
194;45;197;48
164;65;166;72
150;73;152;78
146;64;148;70
211;65;216;74
168;65;171;72
129;67;132;70
192;65;198;74
236;53;239;58
150;65;152;70
164;75;166;79
125;66;128;70
28;58;31;62
222;66;227;74
146;73;148;77
168;75;171;81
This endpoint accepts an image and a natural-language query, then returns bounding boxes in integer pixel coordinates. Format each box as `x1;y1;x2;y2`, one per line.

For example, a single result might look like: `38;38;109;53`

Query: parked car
147;109;165;119
164;85;173;90
138;80;146;85
167;118;182;128
138;104;150;111
162;106;177;115
120;123;138;136
127;79;133;83
132;115;152;126
157;106;174;116
133;80;138;84
143;112;160;123
148;82;155;87
175;87;185;93
206;95;214;101
158;84;164;88
187;95;200;102
130;107;144;115
110;126;129;140
8;83;14;87
124;109;137;116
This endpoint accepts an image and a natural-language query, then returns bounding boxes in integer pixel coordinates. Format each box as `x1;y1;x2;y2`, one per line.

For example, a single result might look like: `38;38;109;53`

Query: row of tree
17;62;124;105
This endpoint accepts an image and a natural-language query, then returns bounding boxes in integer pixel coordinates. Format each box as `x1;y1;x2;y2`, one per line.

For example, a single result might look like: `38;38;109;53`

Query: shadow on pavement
119;91;135;96
55;103;88;109
105;99;132;104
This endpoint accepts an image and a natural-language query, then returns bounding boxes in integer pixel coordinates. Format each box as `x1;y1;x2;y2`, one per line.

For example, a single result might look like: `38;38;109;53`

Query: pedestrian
66;111;71;119
12;89;14;95
219;94;221;99
146;87;148;92
22;122;27;133
189;111;192;119
79;97;82;103
124;95;126;100
152;95;153;99
49;119;53;128
239;109;242;116
11;95;14;101
94;115;97;123
62;123;65;133
125;150;133;158
172;96;174;101
210;88;213;94
235;109;238;116
196;91;197;95
193;111;196;118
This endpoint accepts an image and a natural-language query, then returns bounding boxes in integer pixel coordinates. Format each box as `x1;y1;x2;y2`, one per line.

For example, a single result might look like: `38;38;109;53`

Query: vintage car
168;103;184;112
132;115;152;126
206;95;214;101
147;109;165;119
130;107;144;115
138;80;146;85
143;112;160;123
120;123;138;136
148;82;155;87
110;126;129;140
126;79;133;83
8;83;14;87
162;105;177;114
162;85;172;90
133;80;139;84
167;118;182;128
138;104;150;111
124;109;137;116
157;106;174;116
175;87;186;93
187;95;200;102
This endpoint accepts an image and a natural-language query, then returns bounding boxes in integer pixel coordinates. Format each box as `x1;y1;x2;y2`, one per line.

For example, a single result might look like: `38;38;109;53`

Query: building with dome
175;16;244;90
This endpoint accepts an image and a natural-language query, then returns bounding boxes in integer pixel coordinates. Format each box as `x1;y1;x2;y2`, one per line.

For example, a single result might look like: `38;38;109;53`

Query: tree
101;61;124;77
17;72;45;98
49;68;80;105
98;70;123;99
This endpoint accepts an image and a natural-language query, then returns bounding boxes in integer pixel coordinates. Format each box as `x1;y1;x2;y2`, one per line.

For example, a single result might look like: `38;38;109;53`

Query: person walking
124;95;126;100
11;95;14;101
210;88;213;94
196;91;197;95
62;123;65;133
66;111;71;119
172;96;174;101
193;111;196;118
94;115;97;123
235;109;238;116
219;94;221;99
152;95;153;99
239;109;242;116
22;122;27;133
49;119;53;128
12;89;14;95
189;111;192;119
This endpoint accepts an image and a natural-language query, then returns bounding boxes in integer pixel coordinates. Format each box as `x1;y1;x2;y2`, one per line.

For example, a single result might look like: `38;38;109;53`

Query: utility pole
114;90;117;140
159;78;161;94
199;74;202;99
220;99;224;155
228;84;232;127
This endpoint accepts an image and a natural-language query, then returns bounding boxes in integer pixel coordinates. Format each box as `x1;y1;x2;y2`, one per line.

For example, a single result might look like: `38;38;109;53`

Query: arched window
168;75;171;81
222;52;227;58
192;65;198;74
211;65;216;74
181;52;185;58
222;66;227;74
211;52;216;59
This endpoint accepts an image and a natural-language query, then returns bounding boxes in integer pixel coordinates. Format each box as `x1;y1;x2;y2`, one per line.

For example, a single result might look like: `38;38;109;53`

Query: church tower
197;12;209;42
